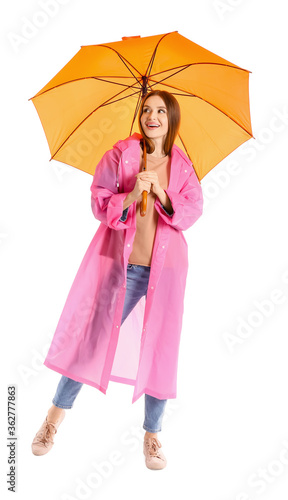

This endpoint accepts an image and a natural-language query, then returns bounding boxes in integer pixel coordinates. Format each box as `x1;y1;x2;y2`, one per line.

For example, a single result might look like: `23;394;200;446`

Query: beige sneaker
143;437;167;470
31;411;65;456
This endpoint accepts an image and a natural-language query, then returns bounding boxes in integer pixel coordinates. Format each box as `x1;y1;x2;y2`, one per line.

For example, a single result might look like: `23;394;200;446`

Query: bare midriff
128;153;171;267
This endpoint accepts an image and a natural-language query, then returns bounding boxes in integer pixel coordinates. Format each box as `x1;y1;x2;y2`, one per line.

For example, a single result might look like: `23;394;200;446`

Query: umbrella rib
145;32;172;79
177;133;200;183
97;44;143;82
30;60;249;100
50;87;140;160
148;78;253;138
145;31;250;81
147;62;250;93
99;89;143;107
146;31;251;75
30;76;142;99
150;61;251;76
129;93;142;136
128;80;155;134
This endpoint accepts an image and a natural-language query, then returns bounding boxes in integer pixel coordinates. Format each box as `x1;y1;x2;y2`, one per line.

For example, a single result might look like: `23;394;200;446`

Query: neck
149;138;166;158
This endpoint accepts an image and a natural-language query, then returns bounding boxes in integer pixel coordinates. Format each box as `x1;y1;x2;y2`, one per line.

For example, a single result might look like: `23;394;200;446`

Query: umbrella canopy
30;31;253;181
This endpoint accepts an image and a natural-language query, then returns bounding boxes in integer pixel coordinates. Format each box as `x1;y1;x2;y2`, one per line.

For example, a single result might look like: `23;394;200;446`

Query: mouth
145;123;160;129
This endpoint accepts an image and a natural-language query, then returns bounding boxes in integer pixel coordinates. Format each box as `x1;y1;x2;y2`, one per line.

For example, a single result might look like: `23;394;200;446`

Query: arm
156;188;174;215
90;149;135;230
154;167;203;231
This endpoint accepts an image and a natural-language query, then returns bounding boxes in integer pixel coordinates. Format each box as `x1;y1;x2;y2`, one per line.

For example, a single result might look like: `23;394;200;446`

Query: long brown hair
138;90;181;156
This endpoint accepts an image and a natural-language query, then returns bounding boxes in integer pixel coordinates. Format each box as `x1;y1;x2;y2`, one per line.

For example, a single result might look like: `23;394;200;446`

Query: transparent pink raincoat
44;134;203;403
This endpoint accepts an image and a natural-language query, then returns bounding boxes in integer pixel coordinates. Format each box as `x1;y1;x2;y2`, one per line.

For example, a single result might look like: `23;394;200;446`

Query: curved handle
140;139;147;217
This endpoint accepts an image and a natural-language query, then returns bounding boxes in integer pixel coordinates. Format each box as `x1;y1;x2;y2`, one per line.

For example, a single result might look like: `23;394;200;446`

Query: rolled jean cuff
52;398;73;410
143;394;167;433
143;424;163;433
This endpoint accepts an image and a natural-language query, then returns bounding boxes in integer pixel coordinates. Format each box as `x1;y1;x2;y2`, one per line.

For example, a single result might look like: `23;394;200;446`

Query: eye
143;107;150;113
158;108;166;113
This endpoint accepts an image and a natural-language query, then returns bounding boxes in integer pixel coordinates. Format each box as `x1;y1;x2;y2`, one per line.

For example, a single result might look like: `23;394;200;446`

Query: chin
144;131;164;139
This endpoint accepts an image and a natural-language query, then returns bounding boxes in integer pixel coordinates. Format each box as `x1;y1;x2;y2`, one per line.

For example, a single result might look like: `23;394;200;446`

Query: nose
150;109;158;120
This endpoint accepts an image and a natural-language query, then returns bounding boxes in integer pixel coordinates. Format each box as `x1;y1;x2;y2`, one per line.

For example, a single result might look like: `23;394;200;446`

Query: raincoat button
116;325;119;328
125;160;129;164
162;245;165;248
185;169;187;172
151;286;154;289
127;244;130;247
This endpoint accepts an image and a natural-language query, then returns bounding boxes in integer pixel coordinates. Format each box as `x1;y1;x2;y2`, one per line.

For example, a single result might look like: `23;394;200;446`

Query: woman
31;90;203;470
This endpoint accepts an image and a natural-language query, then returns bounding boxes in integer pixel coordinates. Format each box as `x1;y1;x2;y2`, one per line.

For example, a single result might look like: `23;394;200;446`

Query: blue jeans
52;263;168;433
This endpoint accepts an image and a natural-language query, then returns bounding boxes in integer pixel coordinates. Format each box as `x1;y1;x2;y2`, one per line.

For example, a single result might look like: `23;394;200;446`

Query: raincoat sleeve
154;166;203;231
90;148;134;230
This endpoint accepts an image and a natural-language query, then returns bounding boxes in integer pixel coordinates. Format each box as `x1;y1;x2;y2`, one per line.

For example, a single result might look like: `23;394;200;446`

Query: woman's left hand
136;171;173;214
136;171;161;196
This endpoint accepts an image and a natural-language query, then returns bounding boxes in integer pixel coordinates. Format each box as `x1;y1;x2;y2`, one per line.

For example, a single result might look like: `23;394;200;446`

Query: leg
143;395;168;470
31;375;83;455
120;264;151;324
47;375;84;422
52;375;83;410
143;394;167;436
47;264;151;422
48;263;150;421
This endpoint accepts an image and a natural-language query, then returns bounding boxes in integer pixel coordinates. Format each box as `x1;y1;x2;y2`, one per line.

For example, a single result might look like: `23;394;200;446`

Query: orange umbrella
30;31;253;195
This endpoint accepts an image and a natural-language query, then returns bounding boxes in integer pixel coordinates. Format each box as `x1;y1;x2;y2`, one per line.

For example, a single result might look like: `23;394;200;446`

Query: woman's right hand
130;173;151;200
122;173;151;211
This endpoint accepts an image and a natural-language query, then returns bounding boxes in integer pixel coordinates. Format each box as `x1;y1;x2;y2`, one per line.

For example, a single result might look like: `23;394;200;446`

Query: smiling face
140;95;169;146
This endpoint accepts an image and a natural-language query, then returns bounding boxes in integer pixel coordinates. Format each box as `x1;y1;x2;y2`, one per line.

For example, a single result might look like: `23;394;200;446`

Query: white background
1;1;288;499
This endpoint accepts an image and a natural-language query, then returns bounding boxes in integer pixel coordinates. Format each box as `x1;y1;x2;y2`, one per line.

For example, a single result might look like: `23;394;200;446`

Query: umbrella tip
122;36;141;41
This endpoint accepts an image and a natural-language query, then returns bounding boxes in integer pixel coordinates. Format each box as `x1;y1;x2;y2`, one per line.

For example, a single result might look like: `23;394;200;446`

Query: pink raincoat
44;133;203;403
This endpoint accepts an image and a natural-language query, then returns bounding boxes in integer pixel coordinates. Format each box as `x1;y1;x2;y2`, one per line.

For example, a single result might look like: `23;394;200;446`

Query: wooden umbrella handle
140;191;147;216
140;139;147;217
